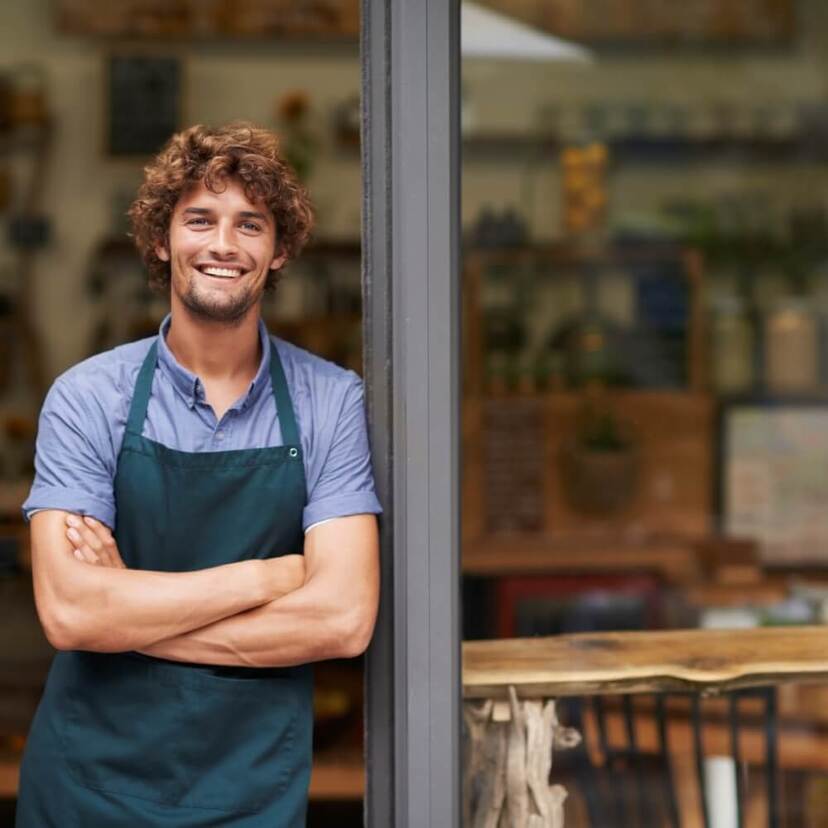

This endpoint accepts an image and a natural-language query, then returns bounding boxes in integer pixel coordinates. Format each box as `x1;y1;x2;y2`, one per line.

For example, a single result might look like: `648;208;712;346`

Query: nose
208;220;240;259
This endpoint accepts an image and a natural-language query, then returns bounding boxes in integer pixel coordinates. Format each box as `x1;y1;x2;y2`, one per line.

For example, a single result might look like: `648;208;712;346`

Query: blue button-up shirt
23;315;382;532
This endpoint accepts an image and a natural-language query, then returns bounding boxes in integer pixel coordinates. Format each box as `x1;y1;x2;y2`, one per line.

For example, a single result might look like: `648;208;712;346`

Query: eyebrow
181;207;270;222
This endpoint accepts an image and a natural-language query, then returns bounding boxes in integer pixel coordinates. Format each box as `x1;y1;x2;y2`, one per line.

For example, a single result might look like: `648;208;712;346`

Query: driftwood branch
463;685;581;827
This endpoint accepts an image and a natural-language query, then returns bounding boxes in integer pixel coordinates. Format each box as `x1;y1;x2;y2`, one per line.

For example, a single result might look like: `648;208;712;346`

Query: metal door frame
362;0;461;824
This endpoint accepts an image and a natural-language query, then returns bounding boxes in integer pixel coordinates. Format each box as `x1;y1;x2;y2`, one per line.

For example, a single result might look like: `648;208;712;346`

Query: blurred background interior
459;2;828;825
3;0;828;825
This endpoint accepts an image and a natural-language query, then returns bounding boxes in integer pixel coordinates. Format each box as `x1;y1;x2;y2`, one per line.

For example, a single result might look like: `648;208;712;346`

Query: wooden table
461;627;828;827
464;627;828;699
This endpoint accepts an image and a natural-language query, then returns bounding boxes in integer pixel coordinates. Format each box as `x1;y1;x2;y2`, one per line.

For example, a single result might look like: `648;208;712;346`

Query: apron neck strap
126;341;158;437
268;341;301;447
125;337;301;447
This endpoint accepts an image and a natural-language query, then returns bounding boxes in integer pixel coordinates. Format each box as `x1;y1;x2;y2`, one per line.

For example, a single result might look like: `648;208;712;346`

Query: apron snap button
289;447;298;458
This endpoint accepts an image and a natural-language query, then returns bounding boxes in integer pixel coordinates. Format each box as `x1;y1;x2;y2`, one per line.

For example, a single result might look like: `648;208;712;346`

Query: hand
65;514;127;568
262;554;305;599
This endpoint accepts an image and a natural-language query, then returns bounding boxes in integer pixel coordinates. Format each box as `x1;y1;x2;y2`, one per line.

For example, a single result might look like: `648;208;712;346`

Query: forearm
35;510;307;654
40;556;275;653
140;575;374;667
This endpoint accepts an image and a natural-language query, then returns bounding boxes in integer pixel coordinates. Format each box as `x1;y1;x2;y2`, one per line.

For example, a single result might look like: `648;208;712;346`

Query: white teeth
202;266;243;278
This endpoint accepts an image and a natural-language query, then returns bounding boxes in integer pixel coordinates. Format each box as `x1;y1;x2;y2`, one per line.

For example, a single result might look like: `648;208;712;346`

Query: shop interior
459;1;828;825
2;0;828;825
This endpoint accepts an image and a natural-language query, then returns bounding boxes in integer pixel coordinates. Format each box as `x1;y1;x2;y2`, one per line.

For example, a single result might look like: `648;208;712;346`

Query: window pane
461;2;828;824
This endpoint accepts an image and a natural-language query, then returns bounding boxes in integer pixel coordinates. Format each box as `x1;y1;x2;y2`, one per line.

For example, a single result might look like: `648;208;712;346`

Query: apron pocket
61;652;191;807
173;669;307;814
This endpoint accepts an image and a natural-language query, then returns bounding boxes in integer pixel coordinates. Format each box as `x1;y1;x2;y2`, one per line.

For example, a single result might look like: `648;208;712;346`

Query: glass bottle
710;294;754;395
764;296;819;394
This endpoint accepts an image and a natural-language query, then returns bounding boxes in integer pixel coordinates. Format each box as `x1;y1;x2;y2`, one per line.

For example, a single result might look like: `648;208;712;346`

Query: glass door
460;2;828;826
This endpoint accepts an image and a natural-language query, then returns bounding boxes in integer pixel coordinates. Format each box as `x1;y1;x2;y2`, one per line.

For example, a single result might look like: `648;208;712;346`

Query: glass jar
710;294;754;394
764;297;819;394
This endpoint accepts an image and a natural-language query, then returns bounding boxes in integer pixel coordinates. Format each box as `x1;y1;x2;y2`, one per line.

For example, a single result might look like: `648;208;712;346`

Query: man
16;122;381;827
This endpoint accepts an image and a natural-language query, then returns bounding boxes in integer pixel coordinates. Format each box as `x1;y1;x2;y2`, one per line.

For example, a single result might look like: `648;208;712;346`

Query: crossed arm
30;509;379;667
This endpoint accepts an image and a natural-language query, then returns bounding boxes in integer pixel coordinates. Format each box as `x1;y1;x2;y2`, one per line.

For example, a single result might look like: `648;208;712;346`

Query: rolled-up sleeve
22;378;116;528
302;374;382;532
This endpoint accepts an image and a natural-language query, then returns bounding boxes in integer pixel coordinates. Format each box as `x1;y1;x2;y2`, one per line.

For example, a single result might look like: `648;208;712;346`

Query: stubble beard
178;273;261;325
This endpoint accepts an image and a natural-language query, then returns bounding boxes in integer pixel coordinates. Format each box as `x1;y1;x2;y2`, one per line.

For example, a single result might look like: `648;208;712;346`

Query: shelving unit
463;244;707;397
462;131;816;164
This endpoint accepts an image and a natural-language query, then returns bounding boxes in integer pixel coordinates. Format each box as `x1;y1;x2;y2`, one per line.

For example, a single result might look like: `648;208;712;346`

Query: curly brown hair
128;121;314;291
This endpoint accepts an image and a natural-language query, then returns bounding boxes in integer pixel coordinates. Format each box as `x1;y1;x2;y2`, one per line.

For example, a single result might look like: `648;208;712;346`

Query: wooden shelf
309;749;364;800
462;240;693;267
462;132;812;164
463;535;701;584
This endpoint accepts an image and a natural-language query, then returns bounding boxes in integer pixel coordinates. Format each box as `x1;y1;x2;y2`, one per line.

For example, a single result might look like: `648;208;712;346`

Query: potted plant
558;393;639;515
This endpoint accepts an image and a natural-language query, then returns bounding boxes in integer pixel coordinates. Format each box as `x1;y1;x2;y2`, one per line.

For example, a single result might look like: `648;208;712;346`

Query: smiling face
156;178;286;325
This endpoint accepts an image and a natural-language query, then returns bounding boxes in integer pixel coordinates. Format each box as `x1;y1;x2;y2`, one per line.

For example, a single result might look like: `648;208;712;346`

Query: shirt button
216;431;224;441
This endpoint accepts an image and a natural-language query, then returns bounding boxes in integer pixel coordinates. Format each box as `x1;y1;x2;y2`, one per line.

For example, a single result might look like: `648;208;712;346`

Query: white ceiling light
461;1;592;62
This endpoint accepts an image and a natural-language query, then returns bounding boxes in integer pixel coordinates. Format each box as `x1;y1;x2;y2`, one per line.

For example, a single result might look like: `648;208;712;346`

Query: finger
84;517;126;568
65;523;99;564
66;527;89;557
65;514;83;537
82;515;110;538
71;547;98;565
66;519;102;553
95;546;114;567
66;527;98;563
65;515;116;567
81;525;112;566
102;544;126;569
71;540;99;565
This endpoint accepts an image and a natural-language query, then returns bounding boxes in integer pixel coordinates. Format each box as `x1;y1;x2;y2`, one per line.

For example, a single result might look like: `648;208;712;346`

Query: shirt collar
156;313;272;411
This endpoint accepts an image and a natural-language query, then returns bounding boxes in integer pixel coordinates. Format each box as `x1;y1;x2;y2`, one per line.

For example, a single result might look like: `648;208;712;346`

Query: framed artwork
107;55;181;156
721;403;828;566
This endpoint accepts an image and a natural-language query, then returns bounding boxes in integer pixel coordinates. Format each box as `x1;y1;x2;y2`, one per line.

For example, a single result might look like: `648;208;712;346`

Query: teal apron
17;339;313;827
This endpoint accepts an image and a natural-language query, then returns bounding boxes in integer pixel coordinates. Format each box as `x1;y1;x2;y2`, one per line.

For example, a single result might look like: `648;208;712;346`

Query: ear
270;250;288;271
155;244;170;263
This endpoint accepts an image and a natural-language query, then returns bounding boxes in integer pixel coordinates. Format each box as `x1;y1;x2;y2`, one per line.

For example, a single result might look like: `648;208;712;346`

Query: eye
241;221;262;232
186;217;209;226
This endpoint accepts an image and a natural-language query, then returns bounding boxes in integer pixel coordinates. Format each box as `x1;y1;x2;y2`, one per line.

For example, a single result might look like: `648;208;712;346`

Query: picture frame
107;54;182;157
720;401;828;566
